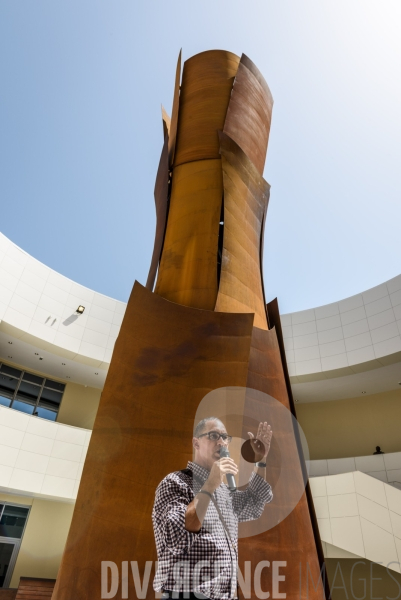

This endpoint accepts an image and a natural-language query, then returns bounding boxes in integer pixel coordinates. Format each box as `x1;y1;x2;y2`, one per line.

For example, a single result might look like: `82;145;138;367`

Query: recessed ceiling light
76;305;85;314
8;341;12;345
362;391;366;394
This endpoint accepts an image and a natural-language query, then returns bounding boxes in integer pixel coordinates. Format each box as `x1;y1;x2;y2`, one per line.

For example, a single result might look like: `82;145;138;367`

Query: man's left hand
247;422;273;460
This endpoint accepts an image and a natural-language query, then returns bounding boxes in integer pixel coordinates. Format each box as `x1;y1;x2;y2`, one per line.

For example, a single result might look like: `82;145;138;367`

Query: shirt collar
187;460;210;483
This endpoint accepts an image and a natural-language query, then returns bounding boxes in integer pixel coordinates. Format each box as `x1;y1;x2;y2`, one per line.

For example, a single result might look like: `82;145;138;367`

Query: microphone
220;446;237;492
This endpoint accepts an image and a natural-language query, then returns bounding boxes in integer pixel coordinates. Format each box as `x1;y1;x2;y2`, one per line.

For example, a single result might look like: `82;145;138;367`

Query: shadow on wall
62;315;79;326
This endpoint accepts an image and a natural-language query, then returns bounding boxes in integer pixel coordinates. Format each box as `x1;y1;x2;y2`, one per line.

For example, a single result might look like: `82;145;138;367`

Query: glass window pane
0;364;22;378
0;395;12;408
44;379;65;392
15;381;41;405
39;388;62;410
0;541;15;587
10;400;35;415
0;505;29;539
0;375;18;397
22;372;43;385
35;406;57;421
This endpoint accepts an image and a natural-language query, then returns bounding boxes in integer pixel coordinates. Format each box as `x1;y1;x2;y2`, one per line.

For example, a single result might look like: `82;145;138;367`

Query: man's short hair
194;417;225;438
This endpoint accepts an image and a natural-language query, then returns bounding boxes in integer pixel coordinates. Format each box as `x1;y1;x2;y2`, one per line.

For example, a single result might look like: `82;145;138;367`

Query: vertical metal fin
168;49;182;168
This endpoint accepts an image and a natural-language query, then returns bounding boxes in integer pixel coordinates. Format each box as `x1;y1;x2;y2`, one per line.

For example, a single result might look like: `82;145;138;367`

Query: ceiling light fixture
362;391;366;394
8;341;12;345
76;305;85;314
39;357;43;361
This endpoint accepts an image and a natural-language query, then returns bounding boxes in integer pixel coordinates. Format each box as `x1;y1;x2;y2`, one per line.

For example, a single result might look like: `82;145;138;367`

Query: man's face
193;419;228;470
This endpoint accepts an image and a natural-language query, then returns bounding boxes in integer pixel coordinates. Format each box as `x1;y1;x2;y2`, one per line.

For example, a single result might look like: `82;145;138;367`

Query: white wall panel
0;405;91;501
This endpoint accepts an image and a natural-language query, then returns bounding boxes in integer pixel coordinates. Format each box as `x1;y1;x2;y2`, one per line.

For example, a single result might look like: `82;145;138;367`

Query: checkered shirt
152;461;273;599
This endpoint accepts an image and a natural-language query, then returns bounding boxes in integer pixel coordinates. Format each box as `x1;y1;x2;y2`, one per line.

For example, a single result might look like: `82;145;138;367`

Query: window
0;362;65;421
0;503;30;588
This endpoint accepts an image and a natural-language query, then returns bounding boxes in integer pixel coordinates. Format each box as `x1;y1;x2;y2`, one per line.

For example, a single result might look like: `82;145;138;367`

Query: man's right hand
186;458;239;532
203;457;238;492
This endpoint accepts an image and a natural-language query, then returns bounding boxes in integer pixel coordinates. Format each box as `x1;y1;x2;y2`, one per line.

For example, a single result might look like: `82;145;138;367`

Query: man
152;417;273;599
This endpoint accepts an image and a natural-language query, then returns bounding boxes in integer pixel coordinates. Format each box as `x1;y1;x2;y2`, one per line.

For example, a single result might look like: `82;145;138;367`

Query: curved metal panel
52;282;254;600
215;132;270;329
161;104;170;139
168;49;181;167
145;133;169;291
238;325;327;600
155;158;223;309
224;53;273;176
173;50;240;167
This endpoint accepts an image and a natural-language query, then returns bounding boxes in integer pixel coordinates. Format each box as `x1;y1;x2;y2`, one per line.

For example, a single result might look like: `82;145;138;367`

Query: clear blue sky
1;0;400;313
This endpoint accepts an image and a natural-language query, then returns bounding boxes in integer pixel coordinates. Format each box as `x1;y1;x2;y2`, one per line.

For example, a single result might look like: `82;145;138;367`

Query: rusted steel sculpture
52;50;329;600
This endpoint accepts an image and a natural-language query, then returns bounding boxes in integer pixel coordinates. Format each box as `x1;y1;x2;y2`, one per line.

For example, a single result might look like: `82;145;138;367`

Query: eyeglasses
197;431;233;444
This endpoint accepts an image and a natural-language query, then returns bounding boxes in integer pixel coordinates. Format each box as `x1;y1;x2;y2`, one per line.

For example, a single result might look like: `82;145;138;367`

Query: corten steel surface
154;158;223;309
173;50;240;167
167;50;181;167
52;283;254;600
223;54;273;176
145;132;169;291
161;105;171;140
215;132;270;329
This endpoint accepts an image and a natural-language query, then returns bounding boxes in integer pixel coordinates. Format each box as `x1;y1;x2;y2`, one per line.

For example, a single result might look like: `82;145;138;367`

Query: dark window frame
0;502;31;588
0;362;65;421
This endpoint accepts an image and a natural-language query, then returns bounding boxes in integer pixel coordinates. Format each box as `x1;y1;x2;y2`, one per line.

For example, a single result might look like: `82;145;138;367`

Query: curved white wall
0;233;125;372
281;276;401;379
